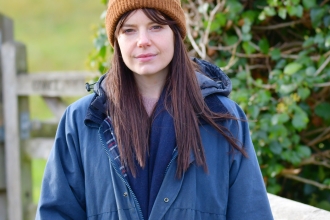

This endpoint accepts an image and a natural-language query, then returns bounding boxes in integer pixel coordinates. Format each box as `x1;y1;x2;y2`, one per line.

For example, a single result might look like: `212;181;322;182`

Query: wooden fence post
0;13;32;220
0;13;14;220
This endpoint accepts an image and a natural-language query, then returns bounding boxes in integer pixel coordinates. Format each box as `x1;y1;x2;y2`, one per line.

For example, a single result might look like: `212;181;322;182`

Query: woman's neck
133;73;167;99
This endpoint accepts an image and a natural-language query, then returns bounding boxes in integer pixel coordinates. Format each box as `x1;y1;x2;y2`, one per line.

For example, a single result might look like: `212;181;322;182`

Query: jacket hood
192;57;231;98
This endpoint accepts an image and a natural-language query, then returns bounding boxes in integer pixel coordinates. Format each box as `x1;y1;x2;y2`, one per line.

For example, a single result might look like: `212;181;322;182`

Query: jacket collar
84;74;108;128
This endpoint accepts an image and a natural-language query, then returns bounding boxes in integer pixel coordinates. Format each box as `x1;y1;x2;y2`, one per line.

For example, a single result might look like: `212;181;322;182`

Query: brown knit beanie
105;0;186;47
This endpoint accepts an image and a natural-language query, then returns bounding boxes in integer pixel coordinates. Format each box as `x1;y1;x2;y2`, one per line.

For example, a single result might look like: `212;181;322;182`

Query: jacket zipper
164;148;178;176
98;131;145;220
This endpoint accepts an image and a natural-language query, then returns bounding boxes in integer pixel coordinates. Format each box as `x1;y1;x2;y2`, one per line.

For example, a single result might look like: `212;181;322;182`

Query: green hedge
90;0;330;210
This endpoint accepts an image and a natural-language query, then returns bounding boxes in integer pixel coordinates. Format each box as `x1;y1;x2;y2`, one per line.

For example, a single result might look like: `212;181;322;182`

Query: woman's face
117;9;174;80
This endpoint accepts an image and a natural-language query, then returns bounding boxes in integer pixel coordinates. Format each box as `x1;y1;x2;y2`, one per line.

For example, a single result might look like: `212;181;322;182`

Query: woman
36;0;273;219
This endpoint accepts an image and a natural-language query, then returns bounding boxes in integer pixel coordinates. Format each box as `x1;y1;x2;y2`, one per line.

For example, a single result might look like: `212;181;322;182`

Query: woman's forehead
121;9;166;25
123;9;147;24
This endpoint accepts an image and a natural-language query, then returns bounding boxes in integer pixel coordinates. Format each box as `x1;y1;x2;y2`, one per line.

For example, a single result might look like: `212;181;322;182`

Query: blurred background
1;0;330;219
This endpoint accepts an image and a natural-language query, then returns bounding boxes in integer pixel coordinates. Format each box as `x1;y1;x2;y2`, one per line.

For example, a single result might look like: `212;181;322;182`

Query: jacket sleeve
36;106;87;220
219;97;274;220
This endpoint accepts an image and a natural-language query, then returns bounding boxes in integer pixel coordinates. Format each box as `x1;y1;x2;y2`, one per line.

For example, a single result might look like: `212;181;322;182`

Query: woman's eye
123;29;135;34
151;25;163;30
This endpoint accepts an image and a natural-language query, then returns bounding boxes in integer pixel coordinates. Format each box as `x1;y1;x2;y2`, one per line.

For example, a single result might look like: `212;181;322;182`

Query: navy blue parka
36;58;273;220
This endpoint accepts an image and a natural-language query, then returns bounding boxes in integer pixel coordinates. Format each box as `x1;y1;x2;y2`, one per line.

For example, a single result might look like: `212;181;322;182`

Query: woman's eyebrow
122;22;158;28
122;24;136;28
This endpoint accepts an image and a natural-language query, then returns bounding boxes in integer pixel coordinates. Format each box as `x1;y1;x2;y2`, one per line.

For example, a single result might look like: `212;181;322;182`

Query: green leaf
242;24;251;33
303;38;314;48
231;78;241;89
271;113;290;125
242;33;252;41
310;7;326;28
268;0;279;7
291;0;300;5
297;88;310;100
209;21;222;32
325;35;330;48
236;71;247;80
270;141;282;155
305;66;316;76
284;63;303;75
248;105;260;119
281;151;301;165
227;1;243;20
267;184;281;194
242;10;258;23
279;84;297;94
269;125;288;139
270;48;281;60
242;41;256;54
258;38;270;54
324;179;330;186
292;110;309;130
215;13;227;28
258;11;266;21
98;46;106;58
314;33;325;45
315;102;330;121
287;5;303;18
224;35;239;46
324;15;330;27
278;7;287;19
302;0;316;9
267;163;284;178
232;89;249;103
297;145;311;159
264;7;276;17
257;90;271;104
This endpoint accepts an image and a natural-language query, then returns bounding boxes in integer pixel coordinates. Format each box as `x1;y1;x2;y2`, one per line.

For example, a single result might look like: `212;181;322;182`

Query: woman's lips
135;53;156;62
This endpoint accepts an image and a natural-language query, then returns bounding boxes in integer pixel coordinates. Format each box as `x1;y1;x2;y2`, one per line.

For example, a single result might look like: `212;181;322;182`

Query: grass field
0;0;105;71
0;0;105;204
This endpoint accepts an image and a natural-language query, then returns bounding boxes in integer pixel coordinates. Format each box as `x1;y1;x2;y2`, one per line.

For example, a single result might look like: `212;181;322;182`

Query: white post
0;13;14;220
1;27;32;220
1;41;23;220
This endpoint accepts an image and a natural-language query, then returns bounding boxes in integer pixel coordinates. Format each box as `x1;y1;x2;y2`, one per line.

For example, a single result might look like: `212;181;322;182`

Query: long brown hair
105;8;247;177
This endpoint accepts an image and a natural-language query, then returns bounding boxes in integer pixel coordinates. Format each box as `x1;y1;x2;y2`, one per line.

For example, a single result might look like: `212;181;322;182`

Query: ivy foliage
90;0;330;210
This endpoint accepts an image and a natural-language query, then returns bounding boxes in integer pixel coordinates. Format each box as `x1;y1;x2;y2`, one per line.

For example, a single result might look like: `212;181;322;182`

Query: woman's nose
137;30;151;47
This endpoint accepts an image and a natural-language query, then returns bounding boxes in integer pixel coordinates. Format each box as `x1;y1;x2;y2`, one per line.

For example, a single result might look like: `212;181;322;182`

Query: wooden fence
0;13;96;220
1;12;330;220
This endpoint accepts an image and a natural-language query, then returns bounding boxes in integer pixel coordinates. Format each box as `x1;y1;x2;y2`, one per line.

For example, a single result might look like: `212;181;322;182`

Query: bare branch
202;1;225;58
249;65;269;69
252;20;303;30
282;174;330;190
303;127;328;136
308;126;330;146
185;12;204;58
301;150;330;169
315;82;330;88
315;55;330;76
321;0;330;7
236;53;268;58
220;26;242;71
282;47;303;54
221;46;238;71
280;54;320;61
278;41;304;50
